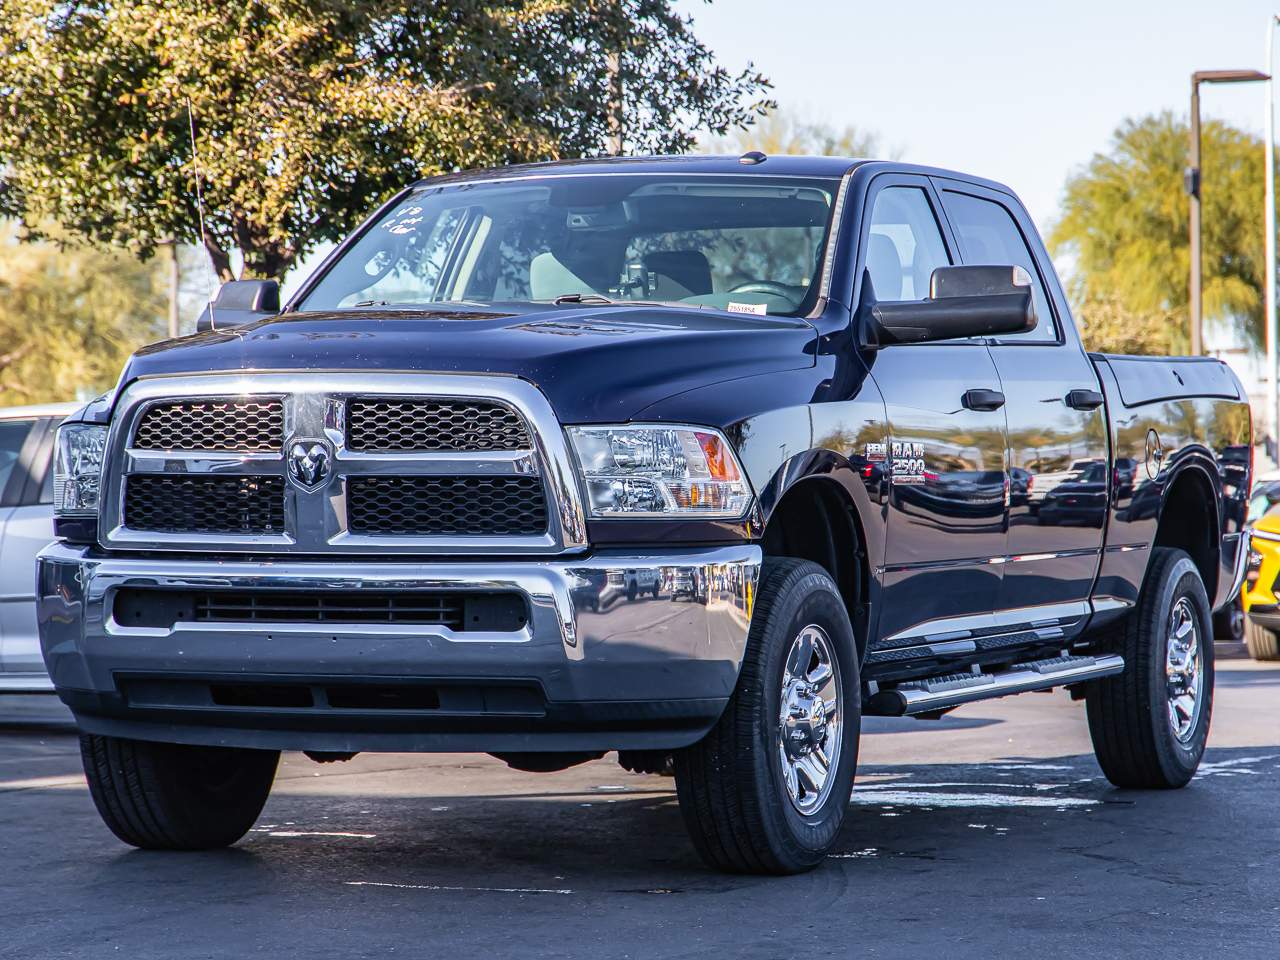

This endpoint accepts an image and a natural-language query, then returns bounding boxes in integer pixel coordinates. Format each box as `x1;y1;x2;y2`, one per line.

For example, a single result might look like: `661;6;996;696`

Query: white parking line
0;774;86;792
345;880;572;895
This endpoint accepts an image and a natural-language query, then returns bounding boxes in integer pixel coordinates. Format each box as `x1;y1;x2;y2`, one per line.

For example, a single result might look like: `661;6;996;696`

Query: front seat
864;233;906;301
642;250;713;300
529;251;596;301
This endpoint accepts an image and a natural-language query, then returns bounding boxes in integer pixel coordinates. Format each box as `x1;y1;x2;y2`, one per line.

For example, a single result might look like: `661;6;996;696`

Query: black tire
80;733;279;850
674;558;860;874
652;583;661;598
627;582;638;602
1245;616;1280;660
1213;599;1244;643
1085;547;1214;789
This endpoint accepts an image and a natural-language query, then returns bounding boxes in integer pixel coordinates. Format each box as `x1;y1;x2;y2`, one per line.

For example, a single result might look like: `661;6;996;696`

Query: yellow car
1243;481;1280;660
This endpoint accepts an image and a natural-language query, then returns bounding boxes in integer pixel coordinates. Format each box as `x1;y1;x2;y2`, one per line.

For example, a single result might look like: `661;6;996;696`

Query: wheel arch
757;453;878;661
1153;456;1221;602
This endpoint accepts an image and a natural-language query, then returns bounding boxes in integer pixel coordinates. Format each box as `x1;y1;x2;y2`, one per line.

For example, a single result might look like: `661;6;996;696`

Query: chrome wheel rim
1166;597;1204;744
777;623;842;815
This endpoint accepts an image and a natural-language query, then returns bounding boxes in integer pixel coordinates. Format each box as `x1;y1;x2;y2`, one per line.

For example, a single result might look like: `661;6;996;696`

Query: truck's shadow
44;745;1280;895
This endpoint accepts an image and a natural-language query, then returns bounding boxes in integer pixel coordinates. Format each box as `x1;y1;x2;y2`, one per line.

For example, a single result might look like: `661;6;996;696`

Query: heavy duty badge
891;440;927;484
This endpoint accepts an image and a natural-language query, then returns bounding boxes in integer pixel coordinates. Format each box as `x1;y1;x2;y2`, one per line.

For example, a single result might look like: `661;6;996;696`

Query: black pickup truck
39;155;1251;874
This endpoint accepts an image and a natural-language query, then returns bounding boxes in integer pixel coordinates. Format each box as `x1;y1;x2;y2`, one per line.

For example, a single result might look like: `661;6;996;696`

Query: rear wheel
1085;547;1213;789
674;558;860;874
80;734;278;849
1244;616;1280;660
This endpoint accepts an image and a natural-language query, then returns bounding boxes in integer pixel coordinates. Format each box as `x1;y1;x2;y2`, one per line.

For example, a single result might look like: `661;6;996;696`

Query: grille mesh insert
347;476;548;536
113;588;528;631
133;399;283;452
346;398;531;452
193;591;469;627
124;476;286;534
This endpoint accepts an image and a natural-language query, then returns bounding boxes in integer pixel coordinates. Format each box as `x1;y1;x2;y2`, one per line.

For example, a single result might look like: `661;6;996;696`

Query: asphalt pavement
3;644;1278;959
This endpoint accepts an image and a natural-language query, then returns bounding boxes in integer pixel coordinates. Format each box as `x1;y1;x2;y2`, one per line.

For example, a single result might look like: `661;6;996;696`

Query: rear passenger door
936;180;1108;632
0;417;56;674
862;175;1010;646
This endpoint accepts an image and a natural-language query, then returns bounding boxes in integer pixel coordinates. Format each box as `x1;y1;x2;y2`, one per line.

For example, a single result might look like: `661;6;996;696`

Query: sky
284;1;1279;304
674;0;1280;230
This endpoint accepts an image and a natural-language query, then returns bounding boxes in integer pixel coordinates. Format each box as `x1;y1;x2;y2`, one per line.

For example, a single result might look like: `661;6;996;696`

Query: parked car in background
0;403;77;691
1242;480;1280;659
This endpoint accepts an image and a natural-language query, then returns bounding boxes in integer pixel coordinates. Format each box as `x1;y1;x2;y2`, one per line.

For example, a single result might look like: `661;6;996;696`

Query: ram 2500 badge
40;155;1251;874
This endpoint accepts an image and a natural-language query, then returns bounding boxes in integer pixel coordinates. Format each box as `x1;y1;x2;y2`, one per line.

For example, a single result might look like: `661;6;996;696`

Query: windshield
297;174;842;317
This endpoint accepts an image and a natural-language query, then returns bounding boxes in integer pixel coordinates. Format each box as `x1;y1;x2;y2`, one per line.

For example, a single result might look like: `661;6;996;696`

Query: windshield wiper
552;293;622;305
551;292;702;310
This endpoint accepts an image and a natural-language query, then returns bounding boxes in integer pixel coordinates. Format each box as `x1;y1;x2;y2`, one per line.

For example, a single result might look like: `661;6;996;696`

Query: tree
0;223;167;405
1072;291;1184;356
708;106;891;158
1050;111;1269;353
0;1;771;282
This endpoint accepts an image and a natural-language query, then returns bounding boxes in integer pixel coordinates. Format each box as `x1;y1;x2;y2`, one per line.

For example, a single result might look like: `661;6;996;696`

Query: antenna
186;97;219;329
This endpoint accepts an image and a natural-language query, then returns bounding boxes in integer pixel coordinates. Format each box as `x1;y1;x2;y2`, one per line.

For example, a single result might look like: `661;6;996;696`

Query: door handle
1065;388;1105;411
962;388;1006;412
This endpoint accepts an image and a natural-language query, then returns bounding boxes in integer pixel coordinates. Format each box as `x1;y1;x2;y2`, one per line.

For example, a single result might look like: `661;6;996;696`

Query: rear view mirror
868;265;1036;346
195;279;281;333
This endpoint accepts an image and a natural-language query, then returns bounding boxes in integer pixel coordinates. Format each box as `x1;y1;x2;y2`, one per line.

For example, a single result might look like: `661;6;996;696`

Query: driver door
861;176;1010;648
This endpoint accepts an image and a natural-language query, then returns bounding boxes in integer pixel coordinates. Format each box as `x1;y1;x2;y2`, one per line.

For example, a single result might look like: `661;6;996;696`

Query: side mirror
868;265;1036;346
195;279;281;333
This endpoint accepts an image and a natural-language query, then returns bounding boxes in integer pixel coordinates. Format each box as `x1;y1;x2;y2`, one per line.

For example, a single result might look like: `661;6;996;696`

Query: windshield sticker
891;441;927;485
381;206;425;235
726;301;768;316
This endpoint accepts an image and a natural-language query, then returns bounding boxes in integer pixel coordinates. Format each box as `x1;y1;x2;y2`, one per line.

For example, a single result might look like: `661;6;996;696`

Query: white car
0;403;78;691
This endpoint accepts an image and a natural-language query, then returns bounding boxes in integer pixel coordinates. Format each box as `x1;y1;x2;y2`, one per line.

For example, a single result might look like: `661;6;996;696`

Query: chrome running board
866;654;1125;717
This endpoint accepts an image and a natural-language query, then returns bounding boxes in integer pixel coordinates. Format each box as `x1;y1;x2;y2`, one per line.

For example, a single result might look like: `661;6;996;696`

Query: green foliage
0;1;771;282
1074;291;1184;356
1051;111;1269;352
0;224;167;405
709;106;890;158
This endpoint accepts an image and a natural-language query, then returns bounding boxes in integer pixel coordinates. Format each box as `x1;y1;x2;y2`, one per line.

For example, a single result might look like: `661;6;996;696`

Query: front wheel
1085;547;1213;789
674;558;860;874
80;734;279;849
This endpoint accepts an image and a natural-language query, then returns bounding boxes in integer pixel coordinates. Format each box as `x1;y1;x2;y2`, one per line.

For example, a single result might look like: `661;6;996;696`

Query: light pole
1187;68;1269;357
1266;17;1280;456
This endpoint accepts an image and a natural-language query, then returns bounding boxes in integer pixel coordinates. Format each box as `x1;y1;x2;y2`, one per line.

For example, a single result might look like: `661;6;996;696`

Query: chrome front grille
99;373;587;555
133;399;283;452
346;398;530;452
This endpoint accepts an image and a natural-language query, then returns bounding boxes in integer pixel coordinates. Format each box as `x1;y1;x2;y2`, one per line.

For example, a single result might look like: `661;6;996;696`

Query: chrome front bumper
37;542;760;752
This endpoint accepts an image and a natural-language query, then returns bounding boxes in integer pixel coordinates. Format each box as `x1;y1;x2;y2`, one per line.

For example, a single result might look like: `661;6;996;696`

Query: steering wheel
728;280;799;306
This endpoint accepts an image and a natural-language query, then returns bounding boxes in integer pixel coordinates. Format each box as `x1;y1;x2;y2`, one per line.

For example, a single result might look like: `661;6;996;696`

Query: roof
0;401;81;419
412;153;867;188
409;154;1021;202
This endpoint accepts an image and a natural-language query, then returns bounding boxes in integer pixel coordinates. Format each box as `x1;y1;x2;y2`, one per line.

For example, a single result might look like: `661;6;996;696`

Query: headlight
567;424;752;518
53;423;107;517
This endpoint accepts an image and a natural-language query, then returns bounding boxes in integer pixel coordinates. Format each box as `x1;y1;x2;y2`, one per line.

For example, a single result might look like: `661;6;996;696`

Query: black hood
118;304;817;423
